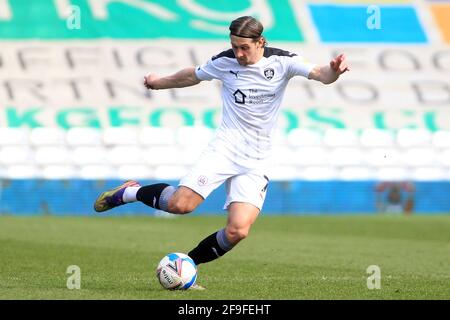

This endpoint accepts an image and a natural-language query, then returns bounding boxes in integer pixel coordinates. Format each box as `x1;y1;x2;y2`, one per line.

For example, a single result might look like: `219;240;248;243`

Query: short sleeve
286;54;316;79
195;58;223;81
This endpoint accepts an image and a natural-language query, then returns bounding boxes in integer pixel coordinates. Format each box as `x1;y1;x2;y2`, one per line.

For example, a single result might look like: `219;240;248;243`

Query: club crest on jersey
197;175;208;186
264;68;274;80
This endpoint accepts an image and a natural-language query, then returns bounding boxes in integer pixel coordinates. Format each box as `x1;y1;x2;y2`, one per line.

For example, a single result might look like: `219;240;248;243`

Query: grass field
0;214;449;300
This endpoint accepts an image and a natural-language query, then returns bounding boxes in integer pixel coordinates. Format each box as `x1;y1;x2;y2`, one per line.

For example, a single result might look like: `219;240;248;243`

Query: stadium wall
2;1;450;217
1;179;449;215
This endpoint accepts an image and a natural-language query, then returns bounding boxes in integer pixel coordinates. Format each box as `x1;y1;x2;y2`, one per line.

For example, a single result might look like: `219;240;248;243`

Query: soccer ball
156;253;197;290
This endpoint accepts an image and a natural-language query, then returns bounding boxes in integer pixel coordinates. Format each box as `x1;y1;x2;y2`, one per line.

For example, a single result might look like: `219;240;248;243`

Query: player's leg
94;150;232;214
165;186;203;214
188;202;260;265
130;183;205;214
188;171;269;265
94;181;204;214
224;202;260;245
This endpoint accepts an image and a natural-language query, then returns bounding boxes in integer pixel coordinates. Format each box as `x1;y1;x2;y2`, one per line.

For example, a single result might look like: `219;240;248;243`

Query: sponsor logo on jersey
233;89;246;104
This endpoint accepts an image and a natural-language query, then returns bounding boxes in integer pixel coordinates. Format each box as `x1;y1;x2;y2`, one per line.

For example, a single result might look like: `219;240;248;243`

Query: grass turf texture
0;215;449;299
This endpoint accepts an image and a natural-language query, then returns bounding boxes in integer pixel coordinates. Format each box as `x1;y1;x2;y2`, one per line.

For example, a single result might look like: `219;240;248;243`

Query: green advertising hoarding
1;106;445;133
0;0;304;40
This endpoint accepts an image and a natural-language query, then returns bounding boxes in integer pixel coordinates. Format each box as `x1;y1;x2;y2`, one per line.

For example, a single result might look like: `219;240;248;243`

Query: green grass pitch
0;214;449;299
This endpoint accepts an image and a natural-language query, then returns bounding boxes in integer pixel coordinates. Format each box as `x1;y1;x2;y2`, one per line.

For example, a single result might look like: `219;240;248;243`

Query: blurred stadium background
0;0;450;215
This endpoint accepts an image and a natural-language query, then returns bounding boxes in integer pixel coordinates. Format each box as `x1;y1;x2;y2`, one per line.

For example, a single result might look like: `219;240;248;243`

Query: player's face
230;35;264;66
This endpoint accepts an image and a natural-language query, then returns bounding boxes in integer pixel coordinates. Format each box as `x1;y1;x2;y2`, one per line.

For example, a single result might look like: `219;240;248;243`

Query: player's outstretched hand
143;74;158;90
330;54;350;75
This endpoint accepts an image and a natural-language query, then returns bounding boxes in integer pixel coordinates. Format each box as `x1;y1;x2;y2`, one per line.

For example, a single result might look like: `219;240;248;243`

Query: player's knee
225;227;249;244
167;198;196;214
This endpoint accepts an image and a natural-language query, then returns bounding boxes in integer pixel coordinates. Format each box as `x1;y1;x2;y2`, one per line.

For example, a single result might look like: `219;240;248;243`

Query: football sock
188;229;235;265
158;185;177;211
136;184;176;211
122;186;140;203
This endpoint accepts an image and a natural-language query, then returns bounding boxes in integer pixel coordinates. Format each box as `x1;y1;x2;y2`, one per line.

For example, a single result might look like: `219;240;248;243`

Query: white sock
122;186;141;203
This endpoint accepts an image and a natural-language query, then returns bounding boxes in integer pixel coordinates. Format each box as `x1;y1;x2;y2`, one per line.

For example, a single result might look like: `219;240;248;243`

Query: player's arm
308;54;350;84
144;67;201;90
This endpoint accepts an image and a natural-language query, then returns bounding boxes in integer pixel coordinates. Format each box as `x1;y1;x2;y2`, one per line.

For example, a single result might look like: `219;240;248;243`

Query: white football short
178;150;270;211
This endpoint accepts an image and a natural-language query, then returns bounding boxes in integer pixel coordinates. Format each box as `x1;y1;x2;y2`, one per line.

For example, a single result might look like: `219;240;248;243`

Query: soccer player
94;16;349;279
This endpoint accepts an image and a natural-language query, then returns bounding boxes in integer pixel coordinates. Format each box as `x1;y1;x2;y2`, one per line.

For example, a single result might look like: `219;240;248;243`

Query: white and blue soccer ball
156;253;197;290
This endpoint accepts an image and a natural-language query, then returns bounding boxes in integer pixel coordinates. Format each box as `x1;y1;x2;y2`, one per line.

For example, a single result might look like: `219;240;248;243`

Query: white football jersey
195;46;316;168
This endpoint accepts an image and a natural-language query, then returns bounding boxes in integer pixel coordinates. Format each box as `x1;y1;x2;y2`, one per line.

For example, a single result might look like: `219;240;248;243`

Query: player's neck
247;48;265;66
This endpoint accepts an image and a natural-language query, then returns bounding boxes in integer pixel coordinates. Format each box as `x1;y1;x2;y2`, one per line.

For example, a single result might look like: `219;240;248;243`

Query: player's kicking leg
94;181;206;289
94;182;203;214
93;180;141;212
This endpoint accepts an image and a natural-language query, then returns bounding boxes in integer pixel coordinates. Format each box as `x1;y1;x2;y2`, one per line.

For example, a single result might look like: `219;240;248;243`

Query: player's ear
257;36;264;48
